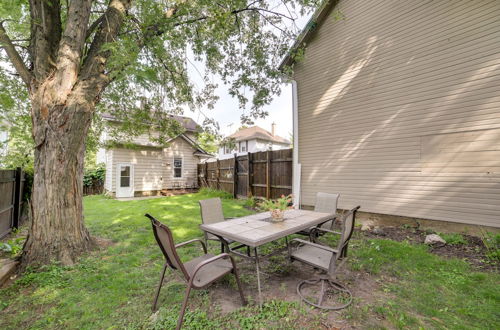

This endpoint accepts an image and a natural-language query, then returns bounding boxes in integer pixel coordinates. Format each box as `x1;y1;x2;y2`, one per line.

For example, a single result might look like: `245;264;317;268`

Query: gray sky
189;82;294;139
183;4;313;140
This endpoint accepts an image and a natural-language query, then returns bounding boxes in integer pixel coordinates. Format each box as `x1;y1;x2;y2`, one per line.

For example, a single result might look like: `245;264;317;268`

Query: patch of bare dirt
360;227;499;272
207;252;393;329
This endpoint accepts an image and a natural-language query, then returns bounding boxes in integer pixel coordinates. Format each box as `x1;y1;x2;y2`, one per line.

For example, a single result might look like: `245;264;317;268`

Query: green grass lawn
0;190;498;329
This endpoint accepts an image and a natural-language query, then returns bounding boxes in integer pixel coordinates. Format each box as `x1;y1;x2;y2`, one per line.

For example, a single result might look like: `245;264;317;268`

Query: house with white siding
98;114;211;198
282;0;500;229
218;124;290;160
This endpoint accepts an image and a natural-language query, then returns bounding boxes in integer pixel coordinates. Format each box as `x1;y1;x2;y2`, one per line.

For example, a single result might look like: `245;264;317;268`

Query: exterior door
116;163;134;197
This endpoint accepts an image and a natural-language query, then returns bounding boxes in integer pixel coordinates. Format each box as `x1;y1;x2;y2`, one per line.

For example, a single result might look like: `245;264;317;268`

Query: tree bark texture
21;88;96;267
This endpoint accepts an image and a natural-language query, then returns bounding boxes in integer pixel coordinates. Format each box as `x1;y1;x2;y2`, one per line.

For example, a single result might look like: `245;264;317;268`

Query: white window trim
173;156;183;179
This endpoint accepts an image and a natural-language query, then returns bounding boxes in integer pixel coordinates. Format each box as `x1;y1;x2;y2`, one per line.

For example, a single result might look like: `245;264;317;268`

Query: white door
116;163;134;197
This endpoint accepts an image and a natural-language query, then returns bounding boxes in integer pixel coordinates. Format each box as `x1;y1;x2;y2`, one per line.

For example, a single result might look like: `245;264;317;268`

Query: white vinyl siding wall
293;0;500;227
107;137;200;193
104;149;113;191
129;132;162;147
163;137;199;188
218;139;290;159
111;147;164;192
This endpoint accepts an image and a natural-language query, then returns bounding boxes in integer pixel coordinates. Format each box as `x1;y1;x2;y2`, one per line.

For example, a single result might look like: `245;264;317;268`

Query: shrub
440;233;467;245
198;187;234;199
243;196;258;208
22;167;33;201
0;237;24;257
481;232;500;262
83;163;105;188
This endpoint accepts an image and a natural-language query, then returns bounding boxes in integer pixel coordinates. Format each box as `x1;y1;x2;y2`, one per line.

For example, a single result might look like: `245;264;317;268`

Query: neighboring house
218;124;290;160
99;114;212;197
281;0;500;228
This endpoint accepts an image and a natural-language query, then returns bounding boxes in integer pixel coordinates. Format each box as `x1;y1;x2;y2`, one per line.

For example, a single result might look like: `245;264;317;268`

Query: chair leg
220;240;225;254
342;246;348;258
232;269;247;305
296;277;352;310
152;263;168;312
176;284;193;330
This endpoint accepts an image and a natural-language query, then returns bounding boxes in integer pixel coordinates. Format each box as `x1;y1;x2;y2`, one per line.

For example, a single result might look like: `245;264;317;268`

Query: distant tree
0;0;319;269
220;137;237;152
196;131;218;155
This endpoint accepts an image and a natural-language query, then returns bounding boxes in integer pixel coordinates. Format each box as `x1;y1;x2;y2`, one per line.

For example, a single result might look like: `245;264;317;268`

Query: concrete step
0;258;19;287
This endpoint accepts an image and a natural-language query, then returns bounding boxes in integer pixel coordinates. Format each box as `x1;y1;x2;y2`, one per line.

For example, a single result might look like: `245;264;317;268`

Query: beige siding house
100;116;211;197
282;0;500;228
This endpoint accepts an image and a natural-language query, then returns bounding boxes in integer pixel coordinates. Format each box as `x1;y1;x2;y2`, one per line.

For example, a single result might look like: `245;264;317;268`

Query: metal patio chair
145;214;247;330
296;192;340;239
289;205;360;310
199;198;250;255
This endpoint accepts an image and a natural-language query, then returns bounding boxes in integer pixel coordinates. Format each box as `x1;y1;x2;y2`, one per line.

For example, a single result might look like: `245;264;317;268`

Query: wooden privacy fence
198;149;292;199
0;168;26;239
83;180;104;196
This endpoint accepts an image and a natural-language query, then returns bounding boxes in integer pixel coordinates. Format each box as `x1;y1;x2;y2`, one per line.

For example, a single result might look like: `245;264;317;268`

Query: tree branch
50;0;93;100
0;20;34;87
90;2;288;88
86;14;105;40
28;0;62;81
79;0;131;97
148;3;291;35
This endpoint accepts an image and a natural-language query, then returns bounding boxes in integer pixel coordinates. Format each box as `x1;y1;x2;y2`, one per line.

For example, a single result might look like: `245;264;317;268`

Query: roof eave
179;133;211;156
278;0;339;71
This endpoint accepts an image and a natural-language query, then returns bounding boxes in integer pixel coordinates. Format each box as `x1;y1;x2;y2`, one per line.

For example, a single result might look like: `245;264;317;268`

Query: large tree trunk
21;88;96;268
0;0;130;270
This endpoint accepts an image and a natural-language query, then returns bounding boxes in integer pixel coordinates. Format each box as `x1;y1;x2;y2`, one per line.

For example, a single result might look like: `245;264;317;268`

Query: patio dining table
200;209;335;305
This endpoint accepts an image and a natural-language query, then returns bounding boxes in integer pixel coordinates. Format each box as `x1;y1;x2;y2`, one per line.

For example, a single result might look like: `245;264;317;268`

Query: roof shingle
228;126;290;144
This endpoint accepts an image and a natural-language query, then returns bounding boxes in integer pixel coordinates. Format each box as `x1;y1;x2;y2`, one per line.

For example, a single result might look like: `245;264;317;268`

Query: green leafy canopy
1;0;319;167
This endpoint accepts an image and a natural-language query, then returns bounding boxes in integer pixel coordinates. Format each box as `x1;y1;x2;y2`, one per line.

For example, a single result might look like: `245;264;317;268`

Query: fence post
205;162;208;188
266;150;271;199
233;154;238;198
247;152;253;197
12;167;22;229
197;164;200;187
216;159;220;190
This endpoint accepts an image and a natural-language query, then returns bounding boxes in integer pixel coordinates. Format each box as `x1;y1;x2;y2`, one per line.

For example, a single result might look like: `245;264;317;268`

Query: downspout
291;80;301;209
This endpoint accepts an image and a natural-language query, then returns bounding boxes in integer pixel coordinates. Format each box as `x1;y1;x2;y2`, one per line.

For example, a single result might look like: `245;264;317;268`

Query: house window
173;158;182;178
240;141;247;153
224;146;231;154
120;165;131;187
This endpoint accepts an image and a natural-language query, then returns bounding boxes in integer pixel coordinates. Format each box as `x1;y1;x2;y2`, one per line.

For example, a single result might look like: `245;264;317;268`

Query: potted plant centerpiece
259;195;293;222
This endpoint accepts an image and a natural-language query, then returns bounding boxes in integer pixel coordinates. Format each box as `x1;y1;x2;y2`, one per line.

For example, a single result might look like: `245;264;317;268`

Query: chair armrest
312;227;342;235
290;238;338;254
189;253;236;280
316;214;340;228
309;226;341;242
175;238;207;254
